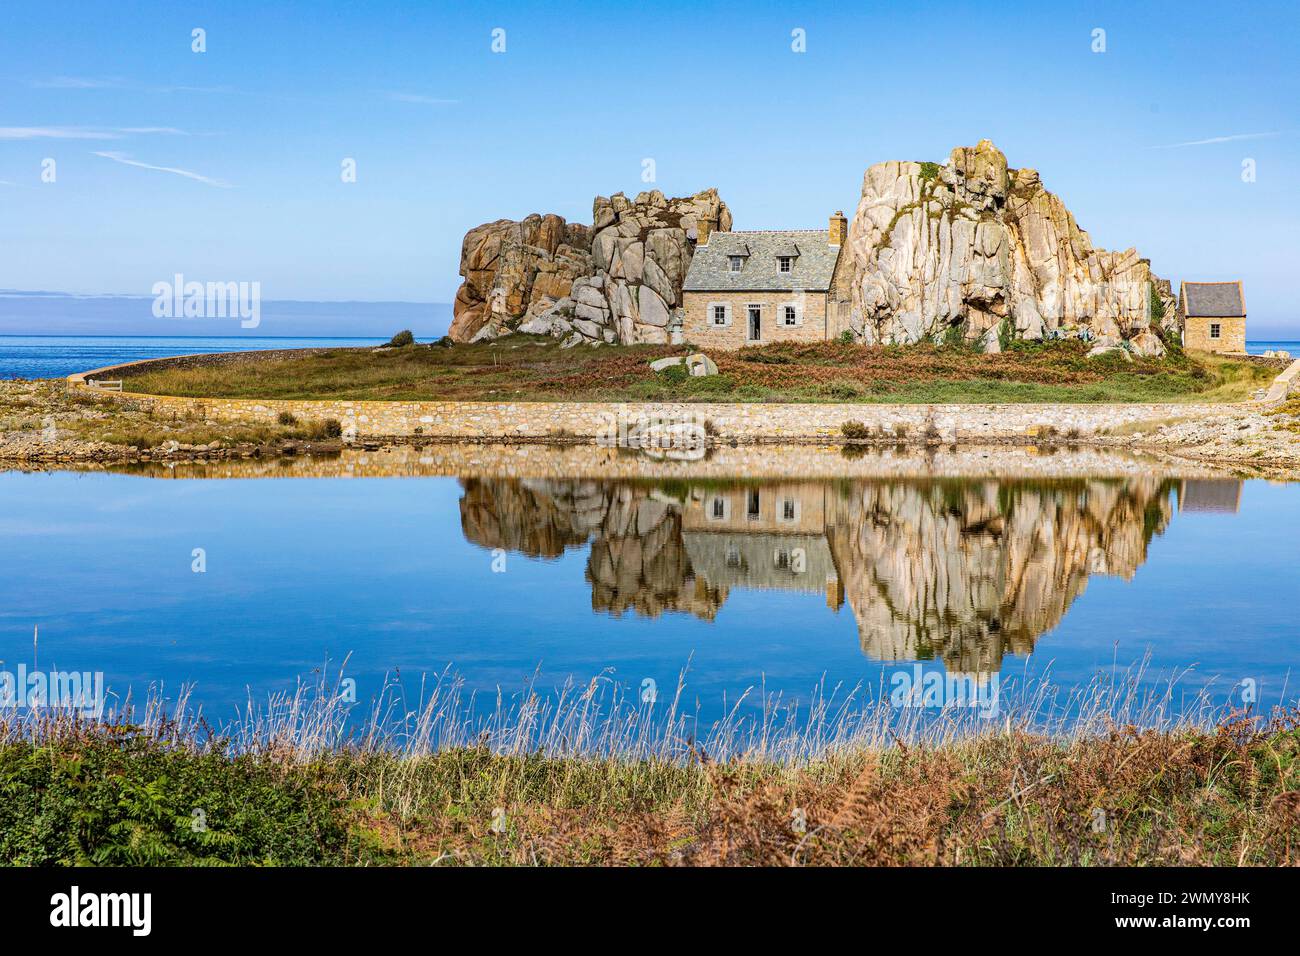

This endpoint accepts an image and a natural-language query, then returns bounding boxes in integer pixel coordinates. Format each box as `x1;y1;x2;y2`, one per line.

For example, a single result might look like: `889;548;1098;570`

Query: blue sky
1;0;1297;334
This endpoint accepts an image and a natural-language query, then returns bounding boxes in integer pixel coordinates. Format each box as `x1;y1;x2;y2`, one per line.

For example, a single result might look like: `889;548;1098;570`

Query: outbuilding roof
1181;281;1245;317
684;230;840;292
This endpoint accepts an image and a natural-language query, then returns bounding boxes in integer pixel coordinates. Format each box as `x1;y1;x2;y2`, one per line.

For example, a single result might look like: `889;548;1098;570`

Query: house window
712;304;728;326
1209;322;1221;339
729;256;744;273
777;256;793;273
782;305;798;327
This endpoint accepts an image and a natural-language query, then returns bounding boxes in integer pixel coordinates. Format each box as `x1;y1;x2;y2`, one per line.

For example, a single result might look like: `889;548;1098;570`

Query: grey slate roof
684;230;841;292
1181;281;1245;317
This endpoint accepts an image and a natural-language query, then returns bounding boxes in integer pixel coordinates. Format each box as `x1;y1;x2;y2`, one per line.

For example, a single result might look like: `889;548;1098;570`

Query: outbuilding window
1209;322;1221;339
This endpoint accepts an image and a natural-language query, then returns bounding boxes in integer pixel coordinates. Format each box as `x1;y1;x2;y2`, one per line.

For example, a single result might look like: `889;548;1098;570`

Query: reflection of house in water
1178;479;1242;514
682;484;842;607
457;476;1182;675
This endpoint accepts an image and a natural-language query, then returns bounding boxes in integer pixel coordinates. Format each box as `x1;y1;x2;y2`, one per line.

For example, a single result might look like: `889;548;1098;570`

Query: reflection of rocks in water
825;479;1179;675
459;478;606;558
586;487;724;620
459;478;722;619
458;475;1204;672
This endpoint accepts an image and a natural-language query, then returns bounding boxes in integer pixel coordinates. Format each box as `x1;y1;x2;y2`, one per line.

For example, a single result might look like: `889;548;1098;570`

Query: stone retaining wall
67;354;1300;444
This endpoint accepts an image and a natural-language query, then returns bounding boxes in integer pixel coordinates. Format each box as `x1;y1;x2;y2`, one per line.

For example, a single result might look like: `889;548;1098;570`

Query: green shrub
841;420;870;439
387;330;415;348
0;735;347;865
277;410;298;426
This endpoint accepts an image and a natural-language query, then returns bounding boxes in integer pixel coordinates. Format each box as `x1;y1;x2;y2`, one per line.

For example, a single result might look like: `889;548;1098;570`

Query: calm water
0;457;1296;728
0;336;385;380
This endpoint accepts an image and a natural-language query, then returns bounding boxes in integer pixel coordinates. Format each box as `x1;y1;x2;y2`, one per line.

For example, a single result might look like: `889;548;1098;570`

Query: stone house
680;212;854;348
1179;281;1246;354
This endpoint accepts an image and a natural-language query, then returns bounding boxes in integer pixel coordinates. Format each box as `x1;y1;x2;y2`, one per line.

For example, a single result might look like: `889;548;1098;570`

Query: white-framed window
779;302;802;328
777;256;793;273
708;302;731;327
778;497;800;523
708;496;730;521
728;255;744;273
1209;322;1221;339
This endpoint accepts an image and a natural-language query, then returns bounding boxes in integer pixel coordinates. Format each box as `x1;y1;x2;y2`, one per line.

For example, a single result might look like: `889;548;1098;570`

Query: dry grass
5;658;1297;866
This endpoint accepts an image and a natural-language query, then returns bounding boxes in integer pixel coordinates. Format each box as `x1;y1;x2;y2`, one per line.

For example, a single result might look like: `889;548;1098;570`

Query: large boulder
844;140;1179;352
450;188;730;345
449;214;592;341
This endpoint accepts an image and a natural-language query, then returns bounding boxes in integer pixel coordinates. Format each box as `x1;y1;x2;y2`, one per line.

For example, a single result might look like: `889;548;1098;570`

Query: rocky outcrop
451;189;731;345
846;140;1178;352
449;215;592;342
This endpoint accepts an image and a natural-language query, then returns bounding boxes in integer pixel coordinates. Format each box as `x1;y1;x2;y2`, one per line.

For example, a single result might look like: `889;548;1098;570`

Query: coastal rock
845;140;1179;351
450;189;730;345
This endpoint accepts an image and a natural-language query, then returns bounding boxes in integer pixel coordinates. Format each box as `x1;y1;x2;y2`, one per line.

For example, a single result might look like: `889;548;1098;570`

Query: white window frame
708;496;731;521
779;302;802;328
777;256;793;274
708;302;732;327
1209;322;1221;339
728;255;744;273
778;497;800;523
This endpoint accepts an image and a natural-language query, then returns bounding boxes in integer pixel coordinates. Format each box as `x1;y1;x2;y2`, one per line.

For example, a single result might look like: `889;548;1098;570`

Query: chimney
828;210;847;247
696;214;714;246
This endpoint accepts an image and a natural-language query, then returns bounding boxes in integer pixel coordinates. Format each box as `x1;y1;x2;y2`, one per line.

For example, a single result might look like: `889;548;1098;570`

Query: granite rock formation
450;189;731;345
845;140;1178;352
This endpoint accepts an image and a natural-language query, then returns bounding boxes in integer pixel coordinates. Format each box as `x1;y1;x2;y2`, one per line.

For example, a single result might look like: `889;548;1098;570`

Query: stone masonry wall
683;291;831;348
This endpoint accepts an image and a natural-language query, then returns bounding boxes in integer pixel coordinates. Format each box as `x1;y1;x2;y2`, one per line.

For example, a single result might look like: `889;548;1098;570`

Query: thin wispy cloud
1149;131;1284;149
27;76;235;95
28;76;126;89
0;126;190;140
0;127;120;140
92;151;232;188
385;91;459;105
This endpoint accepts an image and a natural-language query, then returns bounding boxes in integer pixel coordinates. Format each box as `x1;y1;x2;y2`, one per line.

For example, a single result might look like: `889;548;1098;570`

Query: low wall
67;355;1300;444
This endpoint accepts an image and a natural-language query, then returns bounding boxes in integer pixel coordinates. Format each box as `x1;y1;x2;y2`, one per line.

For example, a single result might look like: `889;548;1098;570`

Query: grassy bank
119;338;1283;405
5;713;1298;866
3;669;1298;867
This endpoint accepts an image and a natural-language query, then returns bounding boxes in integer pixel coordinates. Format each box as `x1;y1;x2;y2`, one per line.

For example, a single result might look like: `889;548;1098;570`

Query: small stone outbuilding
1179;281;1246;354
